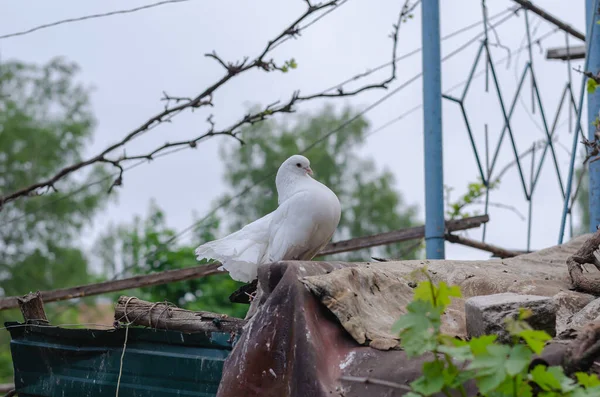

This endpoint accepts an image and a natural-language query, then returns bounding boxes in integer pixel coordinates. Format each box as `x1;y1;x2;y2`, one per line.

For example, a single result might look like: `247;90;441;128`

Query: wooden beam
512;0;585;42
114;295;246;333
319;215;489;256
546;45;586;61
0;216;489;311
445;233;525;258
0;262;224;311
17;291;49;325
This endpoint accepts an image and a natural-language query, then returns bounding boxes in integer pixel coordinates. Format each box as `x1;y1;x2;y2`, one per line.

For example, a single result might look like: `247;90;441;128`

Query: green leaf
393;300;441;357
519;329;551;354
437;344;472;362
576;372;600;388
411;360;445;395
518;307;533;320
467;344;510;393
412;280;460;310
476;369;508;394
468;334;498;355
412;281;436;304
505;344;532;376
437;282;462;307
587;78;598;93
529;365;567;392
547;366;578;392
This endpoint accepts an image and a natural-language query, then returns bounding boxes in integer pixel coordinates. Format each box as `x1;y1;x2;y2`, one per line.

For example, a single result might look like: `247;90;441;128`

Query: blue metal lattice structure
422;0;600;256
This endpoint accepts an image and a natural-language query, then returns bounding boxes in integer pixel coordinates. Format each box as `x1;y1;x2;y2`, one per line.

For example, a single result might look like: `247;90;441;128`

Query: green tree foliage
218;105;421;261
0;58;112;382
95;201;249;319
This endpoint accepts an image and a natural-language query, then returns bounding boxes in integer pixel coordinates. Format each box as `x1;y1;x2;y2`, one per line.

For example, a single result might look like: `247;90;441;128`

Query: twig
445;233;524;258
566;228;600;295
471;200;526;221
564;321;600;375
0;0;410;207
340;375;412;391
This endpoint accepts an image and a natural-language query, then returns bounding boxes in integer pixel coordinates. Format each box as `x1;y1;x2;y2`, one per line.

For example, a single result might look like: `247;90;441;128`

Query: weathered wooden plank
17;291;49;325
319;215;489;256
114;295;245;333
0;262;224;311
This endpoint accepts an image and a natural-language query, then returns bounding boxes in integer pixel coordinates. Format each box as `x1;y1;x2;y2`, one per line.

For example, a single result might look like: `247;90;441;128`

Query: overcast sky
0;0;592;262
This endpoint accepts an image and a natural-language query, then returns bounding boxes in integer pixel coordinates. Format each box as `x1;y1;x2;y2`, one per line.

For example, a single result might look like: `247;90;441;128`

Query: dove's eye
296;163;301;167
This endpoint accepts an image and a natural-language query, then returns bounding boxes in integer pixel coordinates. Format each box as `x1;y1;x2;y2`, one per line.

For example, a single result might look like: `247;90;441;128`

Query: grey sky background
0;0;591;263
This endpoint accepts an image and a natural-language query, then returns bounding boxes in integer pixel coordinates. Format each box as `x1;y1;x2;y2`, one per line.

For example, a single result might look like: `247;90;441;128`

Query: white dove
195;154;341;283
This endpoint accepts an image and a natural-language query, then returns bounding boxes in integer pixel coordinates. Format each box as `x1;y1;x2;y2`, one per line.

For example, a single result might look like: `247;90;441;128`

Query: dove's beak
305;166;313;175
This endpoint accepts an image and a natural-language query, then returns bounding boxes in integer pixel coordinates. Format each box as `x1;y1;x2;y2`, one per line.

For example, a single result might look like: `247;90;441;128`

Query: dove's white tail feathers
194;214;272;283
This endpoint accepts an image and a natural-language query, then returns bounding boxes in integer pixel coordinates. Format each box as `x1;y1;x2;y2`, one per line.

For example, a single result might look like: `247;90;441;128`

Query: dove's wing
266;189;338;262
195;212;273;283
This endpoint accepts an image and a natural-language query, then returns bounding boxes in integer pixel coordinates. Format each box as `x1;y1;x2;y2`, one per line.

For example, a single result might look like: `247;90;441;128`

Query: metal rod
587;0;600;233
483;124;490;242
524;9;536;114
559;0;600;243
422;0;445;259
527;143;536;252
529;68;565;197
488;54;531;199
565;33;574;133
511;0;585;41
461;41;486;102
488;64;530;179
458;102;487;183
482;0;490;93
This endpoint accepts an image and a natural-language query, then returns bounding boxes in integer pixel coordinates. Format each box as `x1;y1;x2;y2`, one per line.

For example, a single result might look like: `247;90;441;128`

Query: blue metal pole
559;0;600;243
422;0;445;259
587;0;600;232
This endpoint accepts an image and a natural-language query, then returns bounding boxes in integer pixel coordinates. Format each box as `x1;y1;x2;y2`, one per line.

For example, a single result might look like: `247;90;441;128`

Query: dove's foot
244;290;257;302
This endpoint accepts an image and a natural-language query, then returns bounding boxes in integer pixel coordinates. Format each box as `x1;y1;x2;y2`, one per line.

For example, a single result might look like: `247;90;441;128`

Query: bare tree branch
340;375;412;391
0;0;417;208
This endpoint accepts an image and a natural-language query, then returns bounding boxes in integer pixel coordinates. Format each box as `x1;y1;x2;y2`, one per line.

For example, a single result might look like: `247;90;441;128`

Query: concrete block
465;293;556;342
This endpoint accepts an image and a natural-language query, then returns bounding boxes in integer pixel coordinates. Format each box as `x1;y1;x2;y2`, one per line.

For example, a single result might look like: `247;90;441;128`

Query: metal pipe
587;0;600;232
422;0;445;259
559;0;600;243
512;0;585;41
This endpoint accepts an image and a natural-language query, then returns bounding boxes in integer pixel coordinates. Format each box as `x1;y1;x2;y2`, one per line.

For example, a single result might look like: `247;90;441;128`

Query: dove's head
281;154;313;177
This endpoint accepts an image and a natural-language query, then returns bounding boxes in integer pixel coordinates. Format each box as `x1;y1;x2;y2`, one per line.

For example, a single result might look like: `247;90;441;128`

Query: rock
568;297;600;330
465;293;557;342
553;291;595;334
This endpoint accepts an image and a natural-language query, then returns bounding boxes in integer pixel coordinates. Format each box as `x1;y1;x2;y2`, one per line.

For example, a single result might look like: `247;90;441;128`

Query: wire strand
0;0;195;40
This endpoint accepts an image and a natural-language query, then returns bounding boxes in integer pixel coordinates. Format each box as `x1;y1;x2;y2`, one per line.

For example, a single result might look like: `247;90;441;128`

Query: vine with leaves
389;269;600;397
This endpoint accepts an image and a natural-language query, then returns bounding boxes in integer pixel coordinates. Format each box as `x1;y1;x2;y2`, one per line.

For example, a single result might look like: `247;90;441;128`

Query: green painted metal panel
7;322;236;397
